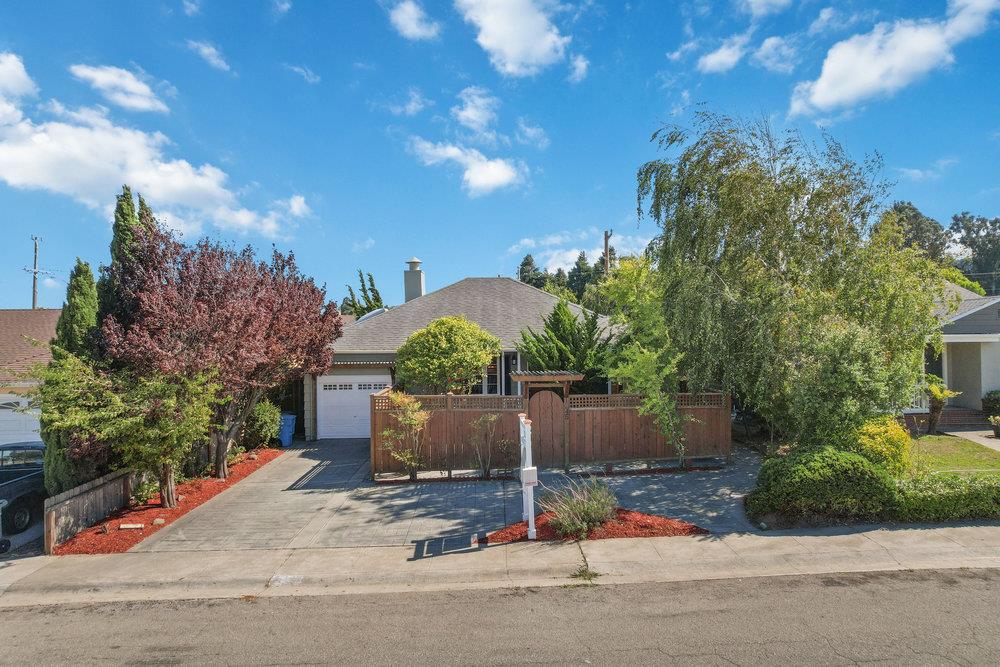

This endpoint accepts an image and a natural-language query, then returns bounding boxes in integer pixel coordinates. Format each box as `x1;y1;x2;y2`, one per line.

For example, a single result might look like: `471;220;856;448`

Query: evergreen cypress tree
53;258;98;357
97;185;155;325
567;251;594;300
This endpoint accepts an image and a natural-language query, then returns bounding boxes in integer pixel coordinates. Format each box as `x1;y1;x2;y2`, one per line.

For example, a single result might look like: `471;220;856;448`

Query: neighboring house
921;282;1000;414
0;309;60;444
303;259;610;440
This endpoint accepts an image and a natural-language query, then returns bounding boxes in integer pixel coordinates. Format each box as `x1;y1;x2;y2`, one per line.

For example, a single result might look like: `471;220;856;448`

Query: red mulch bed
54;448;285;556
482;508;708;544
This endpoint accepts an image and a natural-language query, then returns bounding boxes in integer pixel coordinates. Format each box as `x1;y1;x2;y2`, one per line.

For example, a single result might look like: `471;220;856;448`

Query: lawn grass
912;434;1000;473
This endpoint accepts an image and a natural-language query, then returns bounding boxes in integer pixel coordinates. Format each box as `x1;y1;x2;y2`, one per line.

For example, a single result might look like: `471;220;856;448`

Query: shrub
849;416;911;476
896;473;1000;522
539;478;617;539
381;392;430;481
745;447;898;522
983;391;1000;417
243;399;281;449
470;412;515;480
395;316;501;394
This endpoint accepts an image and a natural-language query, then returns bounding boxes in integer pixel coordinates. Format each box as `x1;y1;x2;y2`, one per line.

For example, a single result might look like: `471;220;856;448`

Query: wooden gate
529;389;565;467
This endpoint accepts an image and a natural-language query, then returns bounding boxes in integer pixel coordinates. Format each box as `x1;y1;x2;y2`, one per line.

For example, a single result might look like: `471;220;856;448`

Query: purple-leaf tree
103;224;342;478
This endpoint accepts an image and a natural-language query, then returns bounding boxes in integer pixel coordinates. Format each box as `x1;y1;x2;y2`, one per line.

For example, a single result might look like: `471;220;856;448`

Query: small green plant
242;399;281;449
570;564;600;582
925;374;960;435
130;475;160;507
539;478;617;539
381;392;430;481
850;416;912;476
983;391;1000;418
470;412;515;480
896;473;1000;522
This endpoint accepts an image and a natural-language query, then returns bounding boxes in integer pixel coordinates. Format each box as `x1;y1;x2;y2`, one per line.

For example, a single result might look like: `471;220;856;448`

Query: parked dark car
0;441;45;536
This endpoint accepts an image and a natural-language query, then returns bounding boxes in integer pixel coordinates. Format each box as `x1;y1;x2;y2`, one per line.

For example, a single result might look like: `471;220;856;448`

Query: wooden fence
43;469;134;554
370;389;731;477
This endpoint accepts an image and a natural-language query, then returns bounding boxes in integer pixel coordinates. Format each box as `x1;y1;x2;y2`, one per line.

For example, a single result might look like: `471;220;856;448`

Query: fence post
446;392;454;477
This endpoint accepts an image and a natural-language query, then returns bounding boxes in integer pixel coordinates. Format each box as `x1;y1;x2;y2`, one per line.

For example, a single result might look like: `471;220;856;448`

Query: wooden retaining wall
370;389;731;477
43;469;134;554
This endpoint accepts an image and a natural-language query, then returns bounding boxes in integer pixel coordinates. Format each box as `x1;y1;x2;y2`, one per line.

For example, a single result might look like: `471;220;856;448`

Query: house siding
943;305;1000;335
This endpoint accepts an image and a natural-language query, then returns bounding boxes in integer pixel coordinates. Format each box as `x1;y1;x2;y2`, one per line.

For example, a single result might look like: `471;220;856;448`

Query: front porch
930;336;1000;412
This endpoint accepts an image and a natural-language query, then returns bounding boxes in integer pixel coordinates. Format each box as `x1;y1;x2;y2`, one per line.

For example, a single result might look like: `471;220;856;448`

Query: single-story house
921;282;1000;414
303;259;610;440
0;308;60;444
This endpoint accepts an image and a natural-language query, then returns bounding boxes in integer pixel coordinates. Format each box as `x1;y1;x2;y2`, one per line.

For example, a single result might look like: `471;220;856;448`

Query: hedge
896;474;1000;522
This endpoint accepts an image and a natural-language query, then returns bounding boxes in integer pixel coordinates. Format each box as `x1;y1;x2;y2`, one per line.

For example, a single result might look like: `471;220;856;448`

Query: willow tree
636;113;949;443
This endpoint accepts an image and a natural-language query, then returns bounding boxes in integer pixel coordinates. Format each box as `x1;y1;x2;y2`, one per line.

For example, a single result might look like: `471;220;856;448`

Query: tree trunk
212;429;230;479
927;397;944;435
212;390;266;479
160;462;178;509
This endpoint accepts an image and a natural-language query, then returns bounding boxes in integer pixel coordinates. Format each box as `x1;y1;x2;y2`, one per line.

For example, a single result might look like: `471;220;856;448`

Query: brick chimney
404;257;425;302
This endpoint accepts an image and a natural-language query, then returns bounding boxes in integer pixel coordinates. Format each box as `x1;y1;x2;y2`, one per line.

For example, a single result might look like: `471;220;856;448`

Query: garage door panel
0;394;41;445
316;375;390;439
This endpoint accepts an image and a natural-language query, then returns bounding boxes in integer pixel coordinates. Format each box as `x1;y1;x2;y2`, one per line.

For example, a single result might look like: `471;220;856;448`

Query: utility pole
23;236;55;309
603;229;613;274
30;236;39;309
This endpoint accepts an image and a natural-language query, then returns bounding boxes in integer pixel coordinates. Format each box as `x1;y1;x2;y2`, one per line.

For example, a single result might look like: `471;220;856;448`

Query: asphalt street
5;568;1000;665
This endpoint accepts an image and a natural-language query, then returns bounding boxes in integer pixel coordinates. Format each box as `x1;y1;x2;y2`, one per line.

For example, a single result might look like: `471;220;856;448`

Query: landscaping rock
119;523;144;530
152;518;166;526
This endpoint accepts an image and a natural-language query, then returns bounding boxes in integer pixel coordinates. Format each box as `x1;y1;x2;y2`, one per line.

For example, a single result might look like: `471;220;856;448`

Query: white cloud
273;0;292;15
670;89;691;117
455;0;571;77
0;54;299;238
697;32;751;73
181;0;201;16
389;87;432;116
186;40;231;72
791;0;1000;116
451;86;500;142
352;237;376;252
69;64;169;113
752;36;797;74
409;136;525;197
0;53;38;99
515;117;549;150
743;0;792;19
667;39;699;62
897;157;958;181
42;276;62;289
283;194;311;217
389;1;441;40
284;64;320;84
519;230;653;272
567;54;589;83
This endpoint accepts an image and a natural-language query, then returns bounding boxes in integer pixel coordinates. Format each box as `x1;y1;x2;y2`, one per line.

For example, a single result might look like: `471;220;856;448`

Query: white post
518;413;536;540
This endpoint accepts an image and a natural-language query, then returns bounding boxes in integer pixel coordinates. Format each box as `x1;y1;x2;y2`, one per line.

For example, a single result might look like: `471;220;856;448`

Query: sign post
518;413;537;540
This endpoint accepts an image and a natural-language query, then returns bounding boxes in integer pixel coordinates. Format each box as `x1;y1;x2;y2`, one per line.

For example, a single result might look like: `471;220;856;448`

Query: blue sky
0;0;997;309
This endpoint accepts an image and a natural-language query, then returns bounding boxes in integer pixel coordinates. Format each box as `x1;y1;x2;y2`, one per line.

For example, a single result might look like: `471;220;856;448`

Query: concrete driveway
134;440;760;553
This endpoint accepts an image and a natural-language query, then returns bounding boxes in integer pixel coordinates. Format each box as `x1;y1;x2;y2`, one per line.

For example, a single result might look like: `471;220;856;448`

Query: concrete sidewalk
5;522;1000;607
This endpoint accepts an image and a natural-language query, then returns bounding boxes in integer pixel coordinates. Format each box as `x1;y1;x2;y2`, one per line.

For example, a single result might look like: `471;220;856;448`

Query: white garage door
316;374;390;439
0;394;41;445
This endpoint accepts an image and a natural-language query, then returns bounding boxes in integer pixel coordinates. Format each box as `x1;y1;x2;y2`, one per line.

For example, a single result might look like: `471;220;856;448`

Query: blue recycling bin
278;413;297;447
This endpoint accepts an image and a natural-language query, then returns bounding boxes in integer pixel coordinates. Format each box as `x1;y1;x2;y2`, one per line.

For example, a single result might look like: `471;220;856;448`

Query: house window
322;384;335;391
485;358;499;395
322;383;353;391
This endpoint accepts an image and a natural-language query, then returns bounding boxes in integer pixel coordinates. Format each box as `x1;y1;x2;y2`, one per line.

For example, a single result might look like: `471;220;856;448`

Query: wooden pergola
509;370;583;400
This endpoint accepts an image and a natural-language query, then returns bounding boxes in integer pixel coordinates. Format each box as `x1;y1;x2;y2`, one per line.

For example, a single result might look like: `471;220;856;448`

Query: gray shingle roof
333;277;610;352
936;282;1000;321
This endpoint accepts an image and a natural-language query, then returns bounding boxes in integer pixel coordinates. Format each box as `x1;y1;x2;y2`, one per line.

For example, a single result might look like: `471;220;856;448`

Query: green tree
517;300;610;393
635;113;946;443
395;316;501;393
567;251;594;300
950;211;1000;294
542;282;577;302
601;256;685;455
43;259;100;493
35;351;218;507
517;254;548;288
941;265;986;295
54;258;98;357
97;186;155;330
881;201;949;262
342;269;385;316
